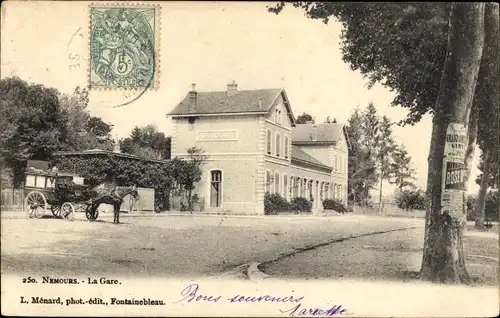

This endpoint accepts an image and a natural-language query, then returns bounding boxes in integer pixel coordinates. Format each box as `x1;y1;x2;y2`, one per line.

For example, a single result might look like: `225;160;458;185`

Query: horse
88;185;140;224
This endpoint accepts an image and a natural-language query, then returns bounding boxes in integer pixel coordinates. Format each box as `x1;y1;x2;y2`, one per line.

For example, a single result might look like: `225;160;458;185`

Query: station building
167;82;350;215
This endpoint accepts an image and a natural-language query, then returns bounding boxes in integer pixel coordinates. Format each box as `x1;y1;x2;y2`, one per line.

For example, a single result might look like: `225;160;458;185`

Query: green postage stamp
90;5;158;89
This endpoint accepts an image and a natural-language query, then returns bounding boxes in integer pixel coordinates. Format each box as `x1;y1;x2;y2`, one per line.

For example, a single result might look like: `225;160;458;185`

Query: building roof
291;123;351;148
168;88;282;116
291;146;332;171
167;87;296;125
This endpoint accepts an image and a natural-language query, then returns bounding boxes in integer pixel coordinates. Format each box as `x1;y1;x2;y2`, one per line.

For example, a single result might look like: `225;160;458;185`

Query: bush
264;193;292;215
396;189;426;211
467;191;500;222
291;197;312;213
323;199;348;213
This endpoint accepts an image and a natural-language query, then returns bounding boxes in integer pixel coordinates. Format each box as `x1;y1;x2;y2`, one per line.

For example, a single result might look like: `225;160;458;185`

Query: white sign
444;123;467;159
197;130;237;141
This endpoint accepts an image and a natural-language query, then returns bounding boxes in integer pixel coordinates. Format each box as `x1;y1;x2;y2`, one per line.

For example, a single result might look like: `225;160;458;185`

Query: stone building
167;82;350;214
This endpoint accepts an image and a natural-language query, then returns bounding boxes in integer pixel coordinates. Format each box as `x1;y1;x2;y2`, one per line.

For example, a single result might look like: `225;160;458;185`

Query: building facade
168;82;349;215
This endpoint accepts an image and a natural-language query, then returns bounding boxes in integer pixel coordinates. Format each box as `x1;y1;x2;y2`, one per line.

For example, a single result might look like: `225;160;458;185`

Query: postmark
89;4;158;91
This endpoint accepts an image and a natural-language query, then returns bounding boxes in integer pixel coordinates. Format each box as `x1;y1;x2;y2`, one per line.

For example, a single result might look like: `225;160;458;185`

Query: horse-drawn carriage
24;164;140;224
24;168;99;221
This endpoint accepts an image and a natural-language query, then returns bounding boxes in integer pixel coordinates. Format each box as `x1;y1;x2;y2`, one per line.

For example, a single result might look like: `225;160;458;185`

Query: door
210;170;222;208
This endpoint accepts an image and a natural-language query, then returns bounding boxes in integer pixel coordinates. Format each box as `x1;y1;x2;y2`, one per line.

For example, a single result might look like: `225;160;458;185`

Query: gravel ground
1;211;496;286
261;227;499;286
1;212;421;279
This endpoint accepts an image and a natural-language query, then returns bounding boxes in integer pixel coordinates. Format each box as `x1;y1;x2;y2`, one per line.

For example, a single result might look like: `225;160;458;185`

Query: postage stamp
89;4;158;90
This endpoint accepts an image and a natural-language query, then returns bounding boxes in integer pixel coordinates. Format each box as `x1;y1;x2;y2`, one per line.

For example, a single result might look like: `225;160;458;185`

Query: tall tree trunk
474;3;500;229
420;3;485;284
475;148;491;229
378;171;383;215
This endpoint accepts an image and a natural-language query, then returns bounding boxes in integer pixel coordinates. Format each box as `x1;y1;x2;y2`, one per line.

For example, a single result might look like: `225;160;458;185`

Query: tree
58;87;114;152
420;3;485;283
345;104;402;207
295;112;314;124
390;144;417;191
346;108;377;206
119;125;171;160
171;147;207;210
0;77;68;186
376;115;398;214
473;3;499;229
269;2;494;283
324;116;337;123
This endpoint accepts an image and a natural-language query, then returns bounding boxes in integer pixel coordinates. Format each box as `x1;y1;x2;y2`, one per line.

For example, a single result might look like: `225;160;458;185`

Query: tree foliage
119;125;171;160
396;189;426;211
53;147;207;212
346;107;377;205
390;144;416;190
58;86;114;152
1;77;67;186
269;2;451;125
324;116;337;123
346;104;415;206
295;112;314;124
0;77;115;187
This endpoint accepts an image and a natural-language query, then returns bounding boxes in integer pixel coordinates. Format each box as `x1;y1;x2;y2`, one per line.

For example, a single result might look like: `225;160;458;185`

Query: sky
1;1;481;194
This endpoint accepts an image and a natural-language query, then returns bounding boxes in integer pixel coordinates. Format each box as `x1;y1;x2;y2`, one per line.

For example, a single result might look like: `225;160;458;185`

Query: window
284;174;288;200
275;108;282;124
275;172;280;195
276;133;280;157
319;182;323;202
210;170;222;208
265;170;271;194
284;136;289;159
266;130;271;155
309;181;313;200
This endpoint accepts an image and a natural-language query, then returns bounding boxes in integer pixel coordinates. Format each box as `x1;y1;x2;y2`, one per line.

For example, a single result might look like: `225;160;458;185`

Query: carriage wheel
61;202;75;221
25;191;47;219
51;205;62;218
85;205;99;221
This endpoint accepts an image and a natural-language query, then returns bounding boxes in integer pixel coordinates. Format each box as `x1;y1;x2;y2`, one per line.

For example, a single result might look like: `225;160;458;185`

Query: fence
351;202;426;218
1;188;24;211
1;187;155;213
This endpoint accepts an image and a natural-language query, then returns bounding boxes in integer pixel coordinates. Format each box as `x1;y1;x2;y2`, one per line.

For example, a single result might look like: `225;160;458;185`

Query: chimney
188;83;197;113
227;80;238;96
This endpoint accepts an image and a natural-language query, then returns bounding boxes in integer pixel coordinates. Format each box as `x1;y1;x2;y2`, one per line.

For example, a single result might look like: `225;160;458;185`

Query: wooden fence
1;187;155;213
1;188;24;211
